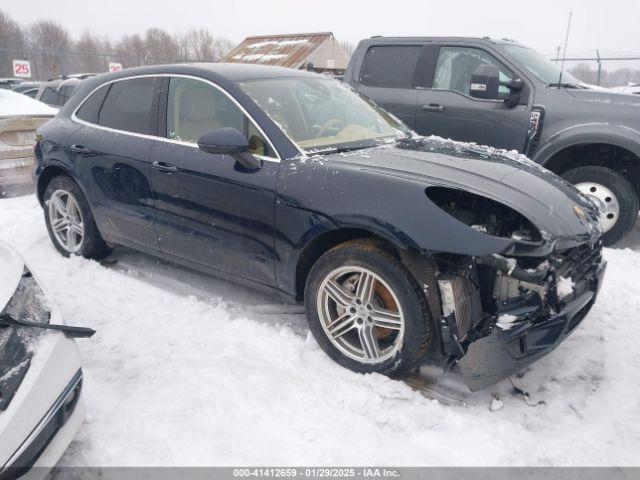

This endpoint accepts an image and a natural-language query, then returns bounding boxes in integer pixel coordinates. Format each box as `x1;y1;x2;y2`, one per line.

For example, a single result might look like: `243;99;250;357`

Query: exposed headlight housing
426;186;542;242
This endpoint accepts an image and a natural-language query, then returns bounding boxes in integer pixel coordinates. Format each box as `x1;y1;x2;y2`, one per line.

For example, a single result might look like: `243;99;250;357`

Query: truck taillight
524;107;545;156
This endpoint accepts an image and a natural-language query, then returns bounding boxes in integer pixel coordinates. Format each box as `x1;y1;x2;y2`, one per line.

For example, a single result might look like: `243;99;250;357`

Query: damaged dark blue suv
33;64;607;390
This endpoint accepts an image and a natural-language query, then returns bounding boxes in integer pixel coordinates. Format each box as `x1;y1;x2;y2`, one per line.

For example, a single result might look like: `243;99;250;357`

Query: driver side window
166;77;276;158
433;47;513;97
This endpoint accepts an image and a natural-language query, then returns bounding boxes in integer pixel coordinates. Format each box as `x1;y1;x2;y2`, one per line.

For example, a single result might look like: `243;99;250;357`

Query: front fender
533;122;640;166
274;159;519;296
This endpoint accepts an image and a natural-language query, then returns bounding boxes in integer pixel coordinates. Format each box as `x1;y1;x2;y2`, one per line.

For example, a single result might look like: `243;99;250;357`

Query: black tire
304;240;432;377
43;175;112;259
562;166;639;246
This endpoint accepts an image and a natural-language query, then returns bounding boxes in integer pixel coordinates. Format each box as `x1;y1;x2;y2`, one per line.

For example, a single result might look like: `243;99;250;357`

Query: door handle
152;161;178;173
422;103;445;112
70;144;94;155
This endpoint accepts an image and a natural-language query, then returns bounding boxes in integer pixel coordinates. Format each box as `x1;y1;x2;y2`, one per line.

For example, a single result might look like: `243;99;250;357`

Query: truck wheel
562;166;639;246
304;240;432;377
44;175;112;259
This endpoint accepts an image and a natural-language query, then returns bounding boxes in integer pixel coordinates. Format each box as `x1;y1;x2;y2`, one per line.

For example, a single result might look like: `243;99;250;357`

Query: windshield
500;44;581;86
239;77;408;152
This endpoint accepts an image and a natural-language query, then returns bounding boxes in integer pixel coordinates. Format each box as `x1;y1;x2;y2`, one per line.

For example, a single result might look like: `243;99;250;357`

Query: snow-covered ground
1;194;639;467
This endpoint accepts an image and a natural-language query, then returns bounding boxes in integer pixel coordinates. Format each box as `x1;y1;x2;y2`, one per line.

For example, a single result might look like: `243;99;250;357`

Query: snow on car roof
0;89;57;118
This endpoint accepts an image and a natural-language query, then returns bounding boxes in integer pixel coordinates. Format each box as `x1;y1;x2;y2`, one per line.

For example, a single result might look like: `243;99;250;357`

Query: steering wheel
316;118;344;139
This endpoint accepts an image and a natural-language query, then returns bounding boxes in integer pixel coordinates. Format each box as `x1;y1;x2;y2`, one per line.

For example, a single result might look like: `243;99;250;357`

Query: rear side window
59;85;77;104
40;87;60;105
360;46;421;88
76;84;110;123
97;77;158;135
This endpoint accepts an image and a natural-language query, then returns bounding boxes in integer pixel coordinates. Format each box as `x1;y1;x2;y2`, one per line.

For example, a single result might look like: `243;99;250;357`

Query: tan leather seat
176;85;223;142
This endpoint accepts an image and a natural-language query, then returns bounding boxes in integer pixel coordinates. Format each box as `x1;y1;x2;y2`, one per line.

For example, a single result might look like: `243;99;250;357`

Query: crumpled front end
425;239;606;391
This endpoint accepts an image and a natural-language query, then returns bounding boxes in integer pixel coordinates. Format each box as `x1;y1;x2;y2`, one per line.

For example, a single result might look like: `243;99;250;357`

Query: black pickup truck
345;37;640;245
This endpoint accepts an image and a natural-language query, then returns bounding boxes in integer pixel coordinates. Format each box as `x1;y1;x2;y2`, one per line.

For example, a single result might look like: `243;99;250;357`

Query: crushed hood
326;137;601;244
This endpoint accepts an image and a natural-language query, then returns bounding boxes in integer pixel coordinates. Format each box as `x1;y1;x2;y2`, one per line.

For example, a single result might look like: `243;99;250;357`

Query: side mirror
198;127;260;170
502;78;524;107
469;64;500;100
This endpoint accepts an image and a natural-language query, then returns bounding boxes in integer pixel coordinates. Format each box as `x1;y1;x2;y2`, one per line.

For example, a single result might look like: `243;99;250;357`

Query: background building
223;32;349;76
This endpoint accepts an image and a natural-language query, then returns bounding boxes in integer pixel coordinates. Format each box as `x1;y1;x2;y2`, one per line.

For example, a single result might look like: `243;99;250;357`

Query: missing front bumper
458;261;606;391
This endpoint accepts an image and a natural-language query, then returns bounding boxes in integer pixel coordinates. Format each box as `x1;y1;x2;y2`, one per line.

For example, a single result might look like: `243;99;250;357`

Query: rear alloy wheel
44;175;111;259
48;189;85;254
562;166;639;246
305;241;432;376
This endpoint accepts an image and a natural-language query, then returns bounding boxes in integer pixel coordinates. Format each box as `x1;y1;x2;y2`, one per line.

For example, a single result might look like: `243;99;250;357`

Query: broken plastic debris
496;314;519;330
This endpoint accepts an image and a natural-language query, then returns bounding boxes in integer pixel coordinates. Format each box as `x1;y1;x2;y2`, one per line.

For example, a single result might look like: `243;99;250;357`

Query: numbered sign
108;62;123;72
12;60;31;78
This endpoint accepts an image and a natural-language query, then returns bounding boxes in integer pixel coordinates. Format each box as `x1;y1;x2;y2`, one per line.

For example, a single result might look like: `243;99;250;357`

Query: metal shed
222;32;350;75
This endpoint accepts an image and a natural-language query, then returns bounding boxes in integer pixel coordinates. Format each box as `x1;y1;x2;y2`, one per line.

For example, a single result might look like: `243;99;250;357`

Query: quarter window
360;46;421;88
97;77;159;135
433;47;514;97
166;77;276;158
76;84;110;124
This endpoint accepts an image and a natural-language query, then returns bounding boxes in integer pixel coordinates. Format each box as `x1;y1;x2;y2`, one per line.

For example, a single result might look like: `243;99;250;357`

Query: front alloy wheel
305;240;433;376
317;266;405;363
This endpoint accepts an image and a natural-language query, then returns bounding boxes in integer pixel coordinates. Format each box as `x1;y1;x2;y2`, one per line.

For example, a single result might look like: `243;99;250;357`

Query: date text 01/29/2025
232;468;400;478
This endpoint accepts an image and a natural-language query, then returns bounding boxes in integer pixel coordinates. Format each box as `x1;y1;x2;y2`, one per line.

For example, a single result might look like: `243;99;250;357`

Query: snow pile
0;90;56;118
247;39;309;50
0;195;639;467
556;276;575;299
233;53;288;63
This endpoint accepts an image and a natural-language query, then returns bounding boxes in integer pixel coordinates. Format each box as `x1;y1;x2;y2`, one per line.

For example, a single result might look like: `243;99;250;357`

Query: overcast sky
6;0;640;60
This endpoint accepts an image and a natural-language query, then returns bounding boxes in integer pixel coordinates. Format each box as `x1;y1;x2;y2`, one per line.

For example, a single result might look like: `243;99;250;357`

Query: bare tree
27;20;70;79
340;40;355;59
115;34;146;67
185;29;215;61
0;9;26;77
143;28;179;64
1;9;236;79
175;32;191;62
212;38;234;61
74;31;107;73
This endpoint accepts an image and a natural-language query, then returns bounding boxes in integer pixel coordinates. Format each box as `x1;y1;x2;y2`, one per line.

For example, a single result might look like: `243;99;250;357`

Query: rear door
70;76;161;251
355;45;428;129
149;76;280;286
414;45;531;151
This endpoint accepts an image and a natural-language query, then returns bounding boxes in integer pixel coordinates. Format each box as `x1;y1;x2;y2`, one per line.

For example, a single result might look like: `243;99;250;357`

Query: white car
0;241;92;479
0;90;56;198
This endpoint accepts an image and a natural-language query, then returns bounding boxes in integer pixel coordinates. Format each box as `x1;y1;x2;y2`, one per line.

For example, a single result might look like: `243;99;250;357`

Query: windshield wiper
0;313;96;338
547;82;583;89
333;145;374;154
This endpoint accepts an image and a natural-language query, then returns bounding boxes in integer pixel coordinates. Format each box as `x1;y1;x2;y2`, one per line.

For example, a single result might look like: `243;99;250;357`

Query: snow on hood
0;240;24;313
0;90;57;118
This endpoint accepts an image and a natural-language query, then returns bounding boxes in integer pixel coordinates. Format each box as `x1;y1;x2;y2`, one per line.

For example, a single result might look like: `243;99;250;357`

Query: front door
150;76;280;286
414;45;531;152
